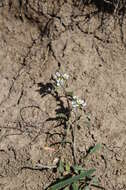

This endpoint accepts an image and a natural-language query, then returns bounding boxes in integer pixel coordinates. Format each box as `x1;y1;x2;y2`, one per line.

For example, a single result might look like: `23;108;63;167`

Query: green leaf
58;160;64;174
91;176;98;185
64;187;70;190
72;182;79;190
84;186;90;190
65;163;71;173
90;144;101;154
72;165;84;174
49;169;96;190
66;91;74;97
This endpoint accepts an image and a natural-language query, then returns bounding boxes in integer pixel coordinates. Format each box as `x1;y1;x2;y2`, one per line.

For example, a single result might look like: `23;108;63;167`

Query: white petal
54;75;57;80
56;81;61;86
82;102;86;107
60;79;64;85
80;100;84;104
55;72;61;77
72;104;77;108
63;73;69;80
73;96;77;100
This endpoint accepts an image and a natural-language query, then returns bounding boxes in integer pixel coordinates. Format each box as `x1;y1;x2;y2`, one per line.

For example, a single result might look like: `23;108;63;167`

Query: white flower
72;96;86;109
55;72;61;77
73;96;77;100
56;78;64;87
56;80;61;86
63;73;69;80
82;101;86;107
54;72;61;80
48;87;52;92
53;72;69;87
72;100;77;107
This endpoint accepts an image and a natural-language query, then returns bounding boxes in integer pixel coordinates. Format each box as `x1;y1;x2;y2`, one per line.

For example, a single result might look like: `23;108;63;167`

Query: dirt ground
0;0;126;190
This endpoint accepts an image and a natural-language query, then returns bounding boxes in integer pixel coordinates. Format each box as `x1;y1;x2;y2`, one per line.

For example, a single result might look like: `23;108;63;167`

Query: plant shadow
37;82;54;97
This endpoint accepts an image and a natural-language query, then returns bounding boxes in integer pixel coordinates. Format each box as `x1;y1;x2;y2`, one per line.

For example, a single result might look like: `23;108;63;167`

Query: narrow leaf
49;169;96;190
91;176;98;185
90;144;101;154
66;91;74;97
65;163;71;173
64;187;70;190
73;165;84;174
84;186;90;190
58;160;64;174
72;182;79;190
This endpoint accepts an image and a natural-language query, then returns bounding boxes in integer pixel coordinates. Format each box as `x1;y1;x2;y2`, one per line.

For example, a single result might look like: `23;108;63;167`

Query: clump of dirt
0;0;126;189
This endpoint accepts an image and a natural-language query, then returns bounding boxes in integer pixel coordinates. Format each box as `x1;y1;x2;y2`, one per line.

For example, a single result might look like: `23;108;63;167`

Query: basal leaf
58;160;64;174
72;165;84;174
91;176;99;185
49;169;96;190
72;182;79;190
65;163;71;173
84;186;90;190
64;187;70;190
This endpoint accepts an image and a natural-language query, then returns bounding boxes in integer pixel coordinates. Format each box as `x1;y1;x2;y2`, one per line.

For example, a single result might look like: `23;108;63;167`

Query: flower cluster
53;71;86;110
54;72;69;87
72;96;86;109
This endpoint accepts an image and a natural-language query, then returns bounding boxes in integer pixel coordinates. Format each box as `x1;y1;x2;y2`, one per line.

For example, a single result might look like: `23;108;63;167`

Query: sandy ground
0;1;126;189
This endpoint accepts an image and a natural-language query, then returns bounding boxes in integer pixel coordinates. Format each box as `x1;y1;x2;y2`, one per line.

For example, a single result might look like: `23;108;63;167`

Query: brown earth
0;1;126;190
